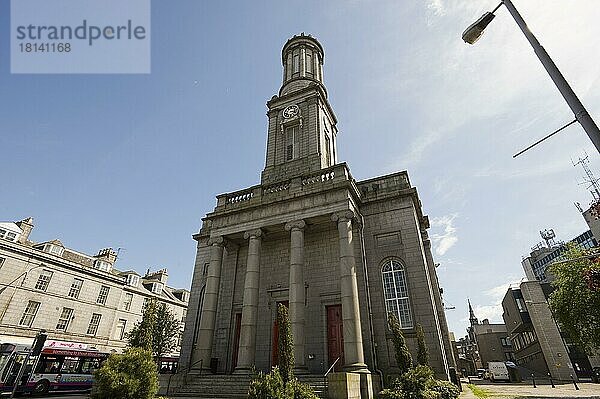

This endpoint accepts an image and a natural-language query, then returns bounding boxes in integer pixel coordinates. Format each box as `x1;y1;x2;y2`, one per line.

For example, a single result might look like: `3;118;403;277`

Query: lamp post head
462;12;496;44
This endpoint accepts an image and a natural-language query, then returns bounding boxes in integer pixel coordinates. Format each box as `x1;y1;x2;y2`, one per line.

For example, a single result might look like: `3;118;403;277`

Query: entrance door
231;313;242;371
326;304;344;371
271;301;289;366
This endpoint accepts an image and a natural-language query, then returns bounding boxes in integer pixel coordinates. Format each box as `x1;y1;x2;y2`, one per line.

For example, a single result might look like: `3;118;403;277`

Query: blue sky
1;0;600;338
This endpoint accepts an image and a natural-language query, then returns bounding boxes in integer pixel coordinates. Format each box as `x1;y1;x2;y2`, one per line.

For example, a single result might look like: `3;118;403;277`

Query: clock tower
261;33;338;185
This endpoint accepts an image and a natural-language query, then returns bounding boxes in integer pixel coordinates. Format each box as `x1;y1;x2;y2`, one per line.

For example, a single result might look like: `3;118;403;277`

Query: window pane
69;278;83;298
19;301;40;327
35;270;53;291
381;260;413;329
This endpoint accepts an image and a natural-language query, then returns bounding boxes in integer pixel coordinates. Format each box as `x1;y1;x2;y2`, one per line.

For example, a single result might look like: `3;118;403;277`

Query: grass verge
467;384;493;399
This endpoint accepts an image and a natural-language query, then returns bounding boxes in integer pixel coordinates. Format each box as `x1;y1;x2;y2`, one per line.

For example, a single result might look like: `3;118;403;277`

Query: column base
343;362;370;374
233;367;253;375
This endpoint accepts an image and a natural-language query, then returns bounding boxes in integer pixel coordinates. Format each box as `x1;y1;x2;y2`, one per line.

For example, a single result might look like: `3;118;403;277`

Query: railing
226;190;254;204
166;359;203;396
302;170;335;186
263;181;290;194
322;357;340;397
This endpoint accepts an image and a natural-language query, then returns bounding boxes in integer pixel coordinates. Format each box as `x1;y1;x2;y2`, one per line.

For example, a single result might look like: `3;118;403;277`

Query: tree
127;298;180;359
92;348;158;399
388;312;412;375
416;323;429;367
548;244;600;353
277;303;294;384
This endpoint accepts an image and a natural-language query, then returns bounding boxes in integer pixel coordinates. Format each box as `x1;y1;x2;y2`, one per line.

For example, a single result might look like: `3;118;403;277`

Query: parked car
592;367;600;383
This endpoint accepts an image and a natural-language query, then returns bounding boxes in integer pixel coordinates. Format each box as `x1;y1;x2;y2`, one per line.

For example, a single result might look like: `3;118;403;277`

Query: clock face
283;105;299;119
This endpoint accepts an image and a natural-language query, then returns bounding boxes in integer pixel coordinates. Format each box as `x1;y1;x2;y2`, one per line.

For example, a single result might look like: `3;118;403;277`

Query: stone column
332;211;368;372
193;236;224;370
285;220;306;371
235;228;263;372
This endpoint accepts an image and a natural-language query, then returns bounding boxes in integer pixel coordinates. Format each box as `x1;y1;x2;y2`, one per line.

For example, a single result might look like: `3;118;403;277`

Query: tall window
123;293;133;311
35;269;53;292
285;125;299;161
56;307;74;331
324;132;331;167
97;286;110;305
115;319;127;340
381;259;413;328
19;301;40;327
68;278;83;298
87;313;102;335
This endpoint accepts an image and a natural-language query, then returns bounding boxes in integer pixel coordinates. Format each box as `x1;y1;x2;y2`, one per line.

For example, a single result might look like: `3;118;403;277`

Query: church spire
468;299;478;326
261;34;338;185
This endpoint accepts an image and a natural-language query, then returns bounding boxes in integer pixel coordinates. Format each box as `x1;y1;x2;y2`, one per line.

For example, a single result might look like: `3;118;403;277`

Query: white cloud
430;214;459;255
470;279;523;323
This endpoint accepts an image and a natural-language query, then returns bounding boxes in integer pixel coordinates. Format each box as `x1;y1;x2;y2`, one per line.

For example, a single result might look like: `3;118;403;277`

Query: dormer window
0;228;19;242
126;274;139;287
94;260;111;272
44;244;64;256
151;282;163;294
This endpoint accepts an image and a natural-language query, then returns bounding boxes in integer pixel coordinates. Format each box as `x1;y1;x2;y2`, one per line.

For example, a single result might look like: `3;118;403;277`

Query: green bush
286;378;319;399
248;367;287;399
92;348;158;399
380;366;459;399
378;388;404;399
427;380;459;399
248;367;317;399
398;365;435;397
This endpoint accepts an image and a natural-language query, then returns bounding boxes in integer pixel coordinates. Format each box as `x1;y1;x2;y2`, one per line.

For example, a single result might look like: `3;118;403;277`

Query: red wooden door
327;304;344;371
271;301;289;366
327;305;344;371
231;313;242;371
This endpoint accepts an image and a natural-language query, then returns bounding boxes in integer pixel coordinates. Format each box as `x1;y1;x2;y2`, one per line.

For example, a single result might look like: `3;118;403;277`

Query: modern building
179;34;455;394
502;228;600;381
0;217;189;356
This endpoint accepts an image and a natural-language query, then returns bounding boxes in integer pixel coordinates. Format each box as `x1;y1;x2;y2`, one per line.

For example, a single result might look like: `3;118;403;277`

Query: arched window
381;259;413;328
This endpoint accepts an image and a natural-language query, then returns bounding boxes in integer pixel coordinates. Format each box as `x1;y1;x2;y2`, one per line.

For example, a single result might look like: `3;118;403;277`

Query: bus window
61;357;81;374
1;354;14;382
80;358;101;374
35;356;61;374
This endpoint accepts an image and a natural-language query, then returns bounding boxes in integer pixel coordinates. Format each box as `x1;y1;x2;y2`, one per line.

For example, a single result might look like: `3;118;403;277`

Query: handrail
166;359;203;395
324;357;340;378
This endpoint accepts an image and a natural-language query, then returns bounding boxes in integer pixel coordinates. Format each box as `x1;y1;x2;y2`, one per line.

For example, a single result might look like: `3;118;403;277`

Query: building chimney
15;217;34;243
96;248;117;264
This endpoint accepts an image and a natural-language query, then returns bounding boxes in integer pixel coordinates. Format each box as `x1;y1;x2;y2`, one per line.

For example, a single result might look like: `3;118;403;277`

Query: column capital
285;220;306;232
243;228;263;240
207;236;224;246
331;210;355;223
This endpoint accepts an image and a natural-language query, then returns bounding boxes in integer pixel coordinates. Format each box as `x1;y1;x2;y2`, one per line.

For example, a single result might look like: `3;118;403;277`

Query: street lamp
462;0;600;155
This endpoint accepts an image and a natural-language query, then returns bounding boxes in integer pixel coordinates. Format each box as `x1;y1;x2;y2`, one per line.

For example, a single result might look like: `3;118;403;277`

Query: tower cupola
280;33;325;97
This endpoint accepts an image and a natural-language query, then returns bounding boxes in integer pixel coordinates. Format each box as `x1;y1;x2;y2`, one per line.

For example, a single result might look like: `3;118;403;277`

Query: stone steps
168;373;327;398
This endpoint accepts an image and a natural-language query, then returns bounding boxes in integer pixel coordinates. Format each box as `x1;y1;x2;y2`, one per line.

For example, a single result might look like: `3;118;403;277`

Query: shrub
92;348;158;399
388;313;413;375
398;365;435;397
378;388;404;399
416;324;429;367
286;378;319;399
278;303;294;384
427;380;459;399
248;367;287;399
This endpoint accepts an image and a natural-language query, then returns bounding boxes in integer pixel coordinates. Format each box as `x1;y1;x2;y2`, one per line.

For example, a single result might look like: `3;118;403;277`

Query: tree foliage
548;244;600;353
92;348;158;399
388;312;413;375
278;303;294;384
416;323;429;367
127;298;180;359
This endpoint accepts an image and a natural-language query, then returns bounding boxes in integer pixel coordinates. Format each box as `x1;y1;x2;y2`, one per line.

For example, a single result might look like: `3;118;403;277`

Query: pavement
461;382;600;399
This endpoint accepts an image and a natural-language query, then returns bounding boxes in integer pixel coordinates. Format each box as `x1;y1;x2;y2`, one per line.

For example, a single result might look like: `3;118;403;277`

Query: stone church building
180;34;455;384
